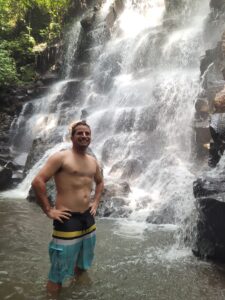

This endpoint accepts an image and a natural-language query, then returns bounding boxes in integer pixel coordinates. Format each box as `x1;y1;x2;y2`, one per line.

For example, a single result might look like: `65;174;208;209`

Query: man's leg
76;231;96;271
74;265;86;276
46;281;61;294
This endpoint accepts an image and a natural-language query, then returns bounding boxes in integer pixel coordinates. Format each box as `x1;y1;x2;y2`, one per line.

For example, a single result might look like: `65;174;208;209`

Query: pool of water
0;198;225;300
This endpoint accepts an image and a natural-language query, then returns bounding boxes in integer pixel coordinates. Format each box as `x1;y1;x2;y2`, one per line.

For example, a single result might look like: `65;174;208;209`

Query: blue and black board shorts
48;208;96;285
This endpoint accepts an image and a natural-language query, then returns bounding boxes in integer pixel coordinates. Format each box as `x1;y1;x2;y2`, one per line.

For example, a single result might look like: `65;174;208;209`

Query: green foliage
7;32;35;63
0;0;71;88
0;45;19;88
0;0;70;42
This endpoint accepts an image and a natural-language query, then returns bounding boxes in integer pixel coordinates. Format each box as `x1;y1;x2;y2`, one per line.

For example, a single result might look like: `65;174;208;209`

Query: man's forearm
32;177;52;215
93;181;104;205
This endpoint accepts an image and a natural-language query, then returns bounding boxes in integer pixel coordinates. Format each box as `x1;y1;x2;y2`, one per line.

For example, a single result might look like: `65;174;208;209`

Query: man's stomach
55;191;92;213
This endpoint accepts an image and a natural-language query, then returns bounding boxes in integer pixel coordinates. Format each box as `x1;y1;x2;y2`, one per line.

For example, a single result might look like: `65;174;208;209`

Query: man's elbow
31;176;43;189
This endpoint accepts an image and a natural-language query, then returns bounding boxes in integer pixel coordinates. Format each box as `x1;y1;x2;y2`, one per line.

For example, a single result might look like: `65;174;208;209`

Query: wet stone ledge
193;170;225;262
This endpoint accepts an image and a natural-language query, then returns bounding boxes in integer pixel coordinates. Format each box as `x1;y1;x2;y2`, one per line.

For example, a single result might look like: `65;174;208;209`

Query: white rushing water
2;0;210;226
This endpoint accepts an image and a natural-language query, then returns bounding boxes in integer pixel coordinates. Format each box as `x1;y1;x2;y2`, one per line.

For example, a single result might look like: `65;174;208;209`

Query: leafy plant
0;46;19;87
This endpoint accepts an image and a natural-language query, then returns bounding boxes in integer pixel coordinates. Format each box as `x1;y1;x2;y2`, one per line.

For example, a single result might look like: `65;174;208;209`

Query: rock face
97;181;131;217
193;172;225;261
210;0;225;10
194;2;225;255
0;166;13;190
194;4;225;160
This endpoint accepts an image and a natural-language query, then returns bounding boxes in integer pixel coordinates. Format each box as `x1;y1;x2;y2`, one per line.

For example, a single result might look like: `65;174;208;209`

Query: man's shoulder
86;153;97;163
49;149;70;161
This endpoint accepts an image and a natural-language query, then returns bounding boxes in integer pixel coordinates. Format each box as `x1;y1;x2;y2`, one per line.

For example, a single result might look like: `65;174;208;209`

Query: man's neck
72;146;87;156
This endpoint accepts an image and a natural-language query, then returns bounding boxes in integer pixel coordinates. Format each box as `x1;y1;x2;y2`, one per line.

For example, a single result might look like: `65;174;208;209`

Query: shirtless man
32;120;104;294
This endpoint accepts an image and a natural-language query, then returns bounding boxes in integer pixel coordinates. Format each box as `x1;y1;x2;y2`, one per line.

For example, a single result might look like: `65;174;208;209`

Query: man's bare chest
61;158;96;178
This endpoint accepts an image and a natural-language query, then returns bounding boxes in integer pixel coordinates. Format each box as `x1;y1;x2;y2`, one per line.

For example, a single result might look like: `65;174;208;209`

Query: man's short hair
70;120;91;137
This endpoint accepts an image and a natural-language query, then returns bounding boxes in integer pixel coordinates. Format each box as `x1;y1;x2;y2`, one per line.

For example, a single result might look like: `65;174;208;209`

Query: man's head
70;120;91;151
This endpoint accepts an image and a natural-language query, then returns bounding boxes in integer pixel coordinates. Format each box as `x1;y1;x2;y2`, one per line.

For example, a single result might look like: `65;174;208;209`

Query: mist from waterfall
4;0;210;227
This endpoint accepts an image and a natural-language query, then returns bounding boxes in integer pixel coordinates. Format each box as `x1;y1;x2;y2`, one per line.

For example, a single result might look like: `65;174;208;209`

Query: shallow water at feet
0;198;225;300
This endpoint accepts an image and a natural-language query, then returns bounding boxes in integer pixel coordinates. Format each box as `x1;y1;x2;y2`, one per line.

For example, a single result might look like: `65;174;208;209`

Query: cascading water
4;0;210;229
3;2;225;299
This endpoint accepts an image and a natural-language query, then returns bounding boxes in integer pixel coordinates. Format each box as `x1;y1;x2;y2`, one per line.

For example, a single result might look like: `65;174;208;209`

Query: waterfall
2;0;210;226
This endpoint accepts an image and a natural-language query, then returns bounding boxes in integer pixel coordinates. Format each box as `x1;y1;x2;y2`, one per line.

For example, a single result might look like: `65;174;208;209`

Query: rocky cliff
192;0;225;262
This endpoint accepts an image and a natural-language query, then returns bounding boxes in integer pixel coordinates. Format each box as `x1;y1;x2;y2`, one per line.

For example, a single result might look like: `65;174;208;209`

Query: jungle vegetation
0;0;71;88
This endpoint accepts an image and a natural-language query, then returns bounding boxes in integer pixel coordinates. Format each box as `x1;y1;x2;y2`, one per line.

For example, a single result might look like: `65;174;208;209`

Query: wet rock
207;113;225;167
193;163;225;262
210;0;225;10
5;161;21;171
146;205;176;224
77;63;90;77
193;176;225;199
81;13;95;31
195;97;209;115
101;138;119;163
62;80;82;102
96;181;131;217
0;158;7;167
164;0;183;14
105;0;125;28
113;0;124;16
97;196;131;218
194;120;211;147
41;72;60;85
193;196;225;262
110;158;143;180
12;171;24;186
102;181;131;198
35;43;62;74
213;85;225;112
105;6;116;28
27;179;56;205
0;166;13;190
24;137;54;175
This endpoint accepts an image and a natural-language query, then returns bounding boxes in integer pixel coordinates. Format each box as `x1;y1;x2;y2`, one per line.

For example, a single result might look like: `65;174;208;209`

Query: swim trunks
48;209;96;285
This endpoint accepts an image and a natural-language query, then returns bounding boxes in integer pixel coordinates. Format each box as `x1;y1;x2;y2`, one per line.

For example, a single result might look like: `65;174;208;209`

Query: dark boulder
0;166;13;190
81;13;96;31
193;164;225;262
193;176;225;198
210;0;225;10
193;196;225;261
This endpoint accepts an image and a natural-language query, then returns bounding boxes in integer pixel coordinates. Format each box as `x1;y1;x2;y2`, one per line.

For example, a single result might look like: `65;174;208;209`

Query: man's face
72;125;91;149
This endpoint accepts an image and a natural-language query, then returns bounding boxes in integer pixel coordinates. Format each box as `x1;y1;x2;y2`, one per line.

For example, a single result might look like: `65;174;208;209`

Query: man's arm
32;152;71;222
90;163;104;216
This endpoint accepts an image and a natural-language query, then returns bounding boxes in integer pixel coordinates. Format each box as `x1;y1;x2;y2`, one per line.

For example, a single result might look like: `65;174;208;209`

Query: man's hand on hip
46;208;71;223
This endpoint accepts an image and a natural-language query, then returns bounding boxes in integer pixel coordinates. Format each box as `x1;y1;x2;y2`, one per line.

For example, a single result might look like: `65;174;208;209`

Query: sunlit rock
105;0;124;29
213;85;225;112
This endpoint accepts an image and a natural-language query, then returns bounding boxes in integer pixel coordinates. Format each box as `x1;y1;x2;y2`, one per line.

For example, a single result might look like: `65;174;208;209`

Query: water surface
0;198;225;300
